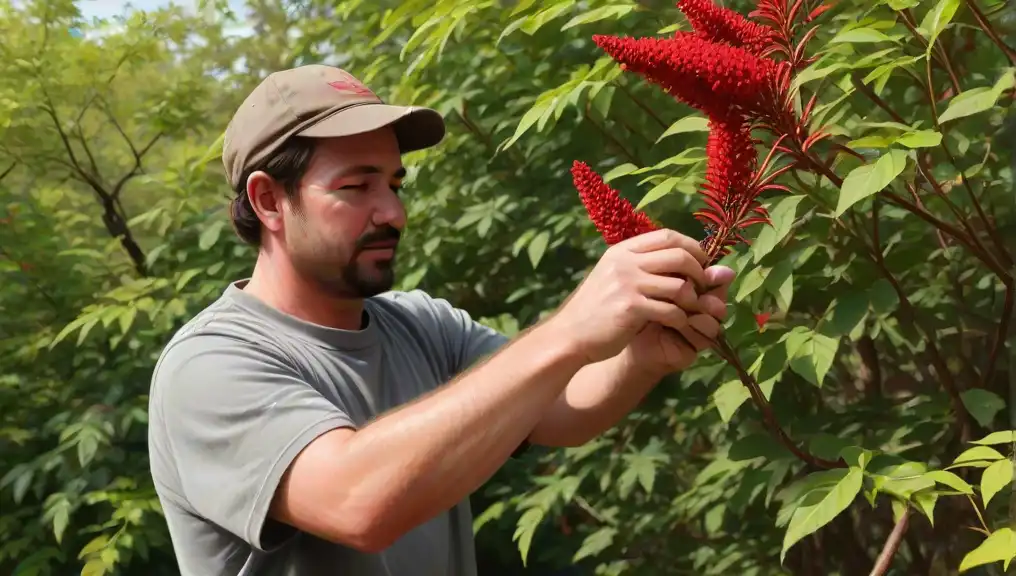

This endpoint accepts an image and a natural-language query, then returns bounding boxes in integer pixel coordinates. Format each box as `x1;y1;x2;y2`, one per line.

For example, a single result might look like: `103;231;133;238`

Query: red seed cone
571;161;659;245
592;32;783;118
676;0;775;56
695;112;771;258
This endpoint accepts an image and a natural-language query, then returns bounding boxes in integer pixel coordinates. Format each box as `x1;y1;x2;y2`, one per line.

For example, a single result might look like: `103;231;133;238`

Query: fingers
637;272;700;312
635;248;707;288
620;228;708;265
703;265;736;295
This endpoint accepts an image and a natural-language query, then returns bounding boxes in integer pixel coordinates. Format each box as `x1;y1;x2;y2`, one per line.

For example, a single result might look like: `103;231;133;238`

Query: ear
246;171;287;235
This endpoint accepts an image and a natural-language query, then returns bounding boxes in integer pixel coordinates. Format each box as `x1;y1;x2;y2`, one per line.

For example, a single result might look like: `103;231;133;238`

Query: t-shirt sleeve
149;334;353;552
420;293;510;375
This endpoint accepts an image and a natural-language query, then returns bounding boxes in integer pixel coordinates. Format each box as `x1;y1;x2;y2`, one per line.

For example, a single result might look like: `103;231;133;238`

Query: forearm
528;352;664;447
327;319;586;547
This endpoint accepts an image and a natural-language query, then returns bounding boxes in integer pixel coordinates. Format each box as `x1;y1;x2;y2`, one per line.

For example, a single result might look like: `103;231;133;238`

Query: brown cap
222;64;446;190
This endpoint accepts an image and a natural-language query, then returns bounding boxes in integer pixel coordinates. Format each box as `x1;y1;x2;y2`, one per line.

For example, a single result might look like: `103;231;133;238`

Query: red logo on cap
327;76;375;98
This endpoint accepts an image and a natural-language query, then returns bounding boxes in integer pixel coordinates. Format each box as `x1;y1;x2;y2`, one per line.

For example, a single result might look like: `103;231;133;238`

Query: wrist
532;313;595;372
618;346;670;383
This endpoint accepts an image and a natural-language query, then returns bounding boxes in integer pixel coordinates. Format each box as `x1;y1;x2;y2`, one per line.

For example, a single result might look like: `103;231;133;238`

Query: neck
242;250;366;331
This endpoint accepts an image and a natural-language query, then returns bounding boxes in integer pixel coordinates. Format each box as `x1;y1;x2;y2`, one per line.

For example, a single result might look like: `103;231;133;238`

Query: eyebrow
332;165;407;179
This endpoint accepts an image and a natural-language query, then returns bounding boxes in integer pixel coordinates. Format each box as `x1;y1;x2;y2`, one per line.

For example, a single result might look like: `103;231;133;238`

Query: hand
548;228;713;365
620;265;735;377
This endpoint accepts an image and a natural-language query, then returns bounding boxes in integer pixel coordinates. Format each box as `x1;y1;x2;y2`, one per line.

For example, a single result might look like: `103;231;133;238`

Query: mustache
355;226;402;250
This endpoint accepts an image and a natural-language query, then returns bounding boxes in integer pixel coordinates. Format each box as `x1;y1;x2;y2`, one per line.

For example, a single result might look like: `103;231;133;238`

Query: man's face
281;128;407;299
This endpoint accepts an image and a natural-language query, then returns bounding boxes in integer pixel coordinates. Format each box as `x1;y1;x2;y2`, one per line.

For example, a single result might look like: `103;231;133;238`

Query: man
147;64;735;576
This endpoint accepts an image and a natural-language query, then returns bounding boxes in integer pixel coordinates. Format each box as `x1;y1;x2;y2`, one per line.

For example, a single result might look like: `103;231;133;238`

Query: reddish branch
965;0;1016;65
869;508;911;576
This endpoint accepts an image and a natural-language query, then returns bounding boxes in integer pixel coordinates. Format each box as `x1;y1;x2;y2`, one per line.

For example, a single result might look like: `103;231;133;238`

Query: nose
372;186;407;231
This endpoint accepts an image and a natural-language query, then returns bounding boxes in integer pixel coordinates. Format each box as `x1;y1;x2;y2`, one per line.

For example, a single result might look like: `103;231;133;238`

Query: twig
714;335;845;469
0;162;15;182
614;81;668;130
966;0;1016;65
868;507;911;576
584;105;642;166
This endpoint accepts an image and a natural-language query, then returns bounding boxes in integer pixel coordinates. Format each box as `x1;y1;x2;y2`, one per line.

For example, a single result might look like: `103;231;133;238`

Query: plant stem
614;81;669;130
966;0;1016;65
701;238;843;469
869;507;911;576
790;166;972;437
711;334;844;469
982;281;1014;391
584;105;642;166
898;8;962;94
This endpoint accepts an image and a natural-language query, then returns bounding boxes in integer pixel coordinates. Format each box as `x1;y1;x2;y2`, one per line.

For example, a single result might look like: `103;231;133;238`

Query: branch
898;8;962;94
584;105;641;166
714;335;846;469
868;507;911;576
0;162;15;182
613;80;668;130
982;280;1014;391
966;0;1016;65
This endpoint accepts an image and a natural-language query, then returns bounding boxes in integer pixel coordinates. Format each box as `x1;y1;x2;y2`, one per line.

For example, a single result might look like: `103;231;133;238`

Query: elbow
334;504;406;554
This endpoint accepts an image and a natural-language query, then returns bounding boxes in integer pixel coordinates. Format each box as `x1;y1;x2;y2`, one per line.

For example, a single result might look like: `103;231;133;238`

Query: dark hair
230;136;317;246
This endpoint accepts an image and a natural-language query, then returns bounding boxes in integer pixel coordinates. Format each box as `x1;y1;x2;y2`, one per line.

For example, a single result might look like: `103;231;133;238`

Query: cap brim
297;103;446;153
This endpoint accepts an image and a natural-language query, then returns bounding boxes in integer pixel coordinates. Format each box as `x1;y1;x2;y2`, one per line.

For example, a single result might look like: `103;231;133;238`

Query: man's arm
274;229;718;552
527;351;665;448
271;318;587;552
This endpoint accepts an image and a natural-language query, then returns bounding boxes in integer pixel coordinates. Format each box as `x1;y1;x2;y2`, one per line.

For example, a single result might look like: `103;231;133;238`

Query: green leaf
961;389;1006;428
78;534;110;558
923;470;974;494
791;62;849;92
714;379;750;423
894;129;942;148
834;149;908;216
81;559;109;576
780;468;863;563
981;459;1013;508
602;162;638;182
502;98;554;150
751;196;804;263
513;507;545;566
821;291;869;337
735;266;769;301
918;0;960;55
656;115;709;142
914;491;938;524
636;177;681;209
526;231;550;269
573;527;618;562
561;4;633;30
198;220;225;251
830;27;894;44
972;431;1016;446
950;446;1005;468
788;332;840;387
938;69;1016;124
52;500;70;544
959;528;1016;573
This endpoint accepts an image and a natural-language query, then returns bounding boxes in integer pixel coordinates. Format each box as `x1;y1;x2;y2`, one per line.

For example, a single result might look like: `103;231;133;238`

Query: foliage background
1;0;1015;574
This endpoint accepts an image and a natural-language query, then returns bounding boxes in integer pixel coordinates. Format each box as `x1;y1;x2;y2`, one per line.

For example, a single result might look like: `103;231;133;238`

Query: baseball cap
222;64;446;190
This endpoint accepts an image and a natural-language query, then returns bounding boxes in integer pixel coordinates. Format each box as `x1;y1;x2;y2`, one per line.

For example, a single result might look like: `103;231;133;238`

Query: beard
291;225;402;299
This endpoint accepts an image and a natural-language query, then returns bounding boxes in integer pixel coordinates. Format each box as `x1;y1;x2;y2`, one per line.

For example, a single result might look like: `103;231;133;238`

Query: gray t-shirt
147;280;509;576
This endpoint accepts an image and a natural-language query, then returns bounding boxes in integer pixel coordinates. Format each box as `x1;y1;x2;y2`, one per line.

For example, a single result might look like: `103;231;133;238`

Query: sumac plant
485;0;1016;573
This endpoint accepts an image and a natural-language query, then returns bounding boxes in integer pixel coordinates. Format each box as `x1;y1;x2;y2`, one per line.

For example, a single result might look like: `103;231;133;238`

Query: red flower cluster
676;0;775;57
571;161;658;245
572;0;818;260
592;34;783;119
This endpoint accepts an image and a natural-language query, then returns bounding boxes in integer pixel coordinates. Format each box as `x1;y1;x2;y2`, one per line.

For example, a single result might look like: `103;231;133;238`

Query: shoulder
370;289;457;316
367;289;468;331
150;293;295;397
